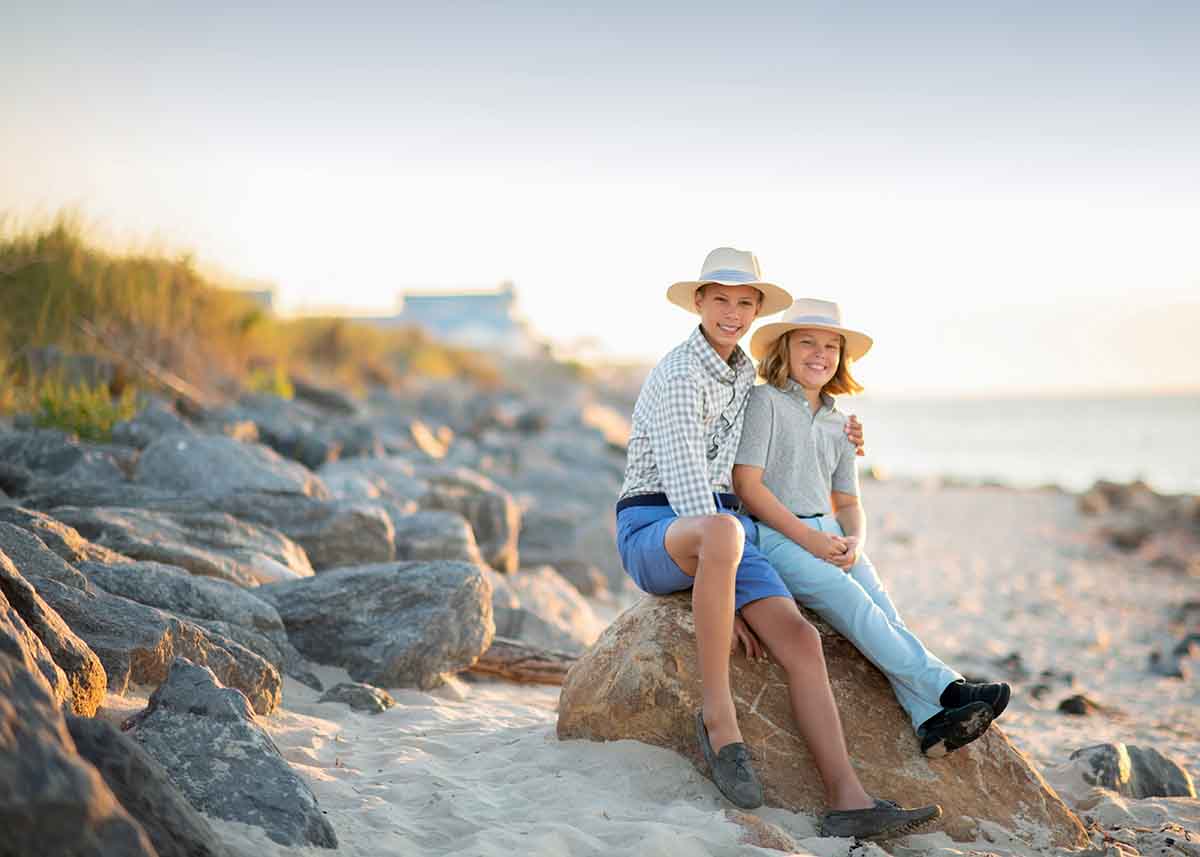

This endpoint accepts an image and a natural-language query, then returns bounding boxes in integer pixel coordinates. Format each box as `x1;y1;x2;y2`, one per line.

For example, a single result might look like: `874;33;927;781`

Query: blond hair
758;330;863;396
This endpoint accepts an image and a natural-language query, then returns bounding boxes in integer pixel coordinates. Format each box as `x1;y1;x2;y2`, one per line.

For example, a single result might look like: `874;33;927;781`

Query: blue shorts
615;505;793;610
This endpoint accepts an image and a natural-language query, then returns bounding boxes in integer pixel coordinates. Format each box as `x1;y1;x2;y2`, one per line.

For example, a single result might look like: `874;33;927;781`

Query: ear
692;288;703;311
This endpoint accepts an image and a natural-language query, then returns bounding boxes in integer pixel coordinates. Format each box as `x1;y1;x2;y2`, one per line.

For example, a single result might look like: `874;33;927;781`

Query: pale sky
4;2;1199;395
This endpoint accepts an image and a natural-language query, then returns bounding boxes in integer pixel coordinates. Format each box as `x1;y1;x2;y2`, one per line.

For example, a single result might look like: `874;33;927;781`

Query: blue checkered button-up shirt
618;326;756;517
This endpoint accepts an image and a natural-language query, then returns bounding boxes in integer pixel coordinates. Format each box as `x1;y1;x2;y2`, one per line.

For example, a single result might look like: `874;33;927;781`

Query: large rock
210;393;343;469
0;551;106;716
0;429;90;478
68;714;235;857
0;521;90;590
136;432;329;499
51;505;314;586
415;465;521;573
1068;743;1197;799
31;576;281;715
127;657;338;849
77;558;320;686
19;478;180;513
200;494;395;571
0;566;72;711
0;506;130;566
0;652;157;857
318;457;427;504
260;560;494;689
517;506;623;591
18;484;396;571
80;560;285;634
391;509;484;564
556;594;1088;847
488;565;606;655
111;401;194;449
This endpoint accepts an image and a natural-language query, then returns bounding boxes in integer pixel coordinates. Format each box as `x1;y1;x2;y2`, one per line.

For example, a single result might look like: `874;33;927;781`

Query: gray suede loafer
820;798;942;839
695;710;763;809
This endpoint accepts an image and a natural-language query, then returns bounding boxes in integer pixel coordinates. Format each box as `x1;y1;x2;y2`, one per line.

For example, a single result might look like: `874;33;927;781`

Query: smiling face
693;284;763;360
787;327;844;391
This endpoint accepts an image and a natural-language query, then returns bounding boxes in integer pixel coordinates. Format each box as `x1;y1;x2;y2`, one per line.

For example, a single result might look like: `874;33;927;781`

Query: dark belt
615;492;739;514
748;511;824;522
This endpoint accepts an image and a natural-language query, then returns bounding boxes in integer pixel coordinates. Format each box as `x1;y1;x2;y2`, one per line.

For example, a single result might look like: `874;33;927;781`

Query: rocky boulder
556;593;1088;847
51;505;313;586
0;429;103;480
0;506;130;566
0;550;106;716
391;509;484;565
77;558;319;686
111;401;194;449
68;715;236;857
80;560;285;634
31;576;281;715
0;521;90;590
136;432;329;499
198;493;395;571
260;560;493;689
318;456;427;504
487;565;606;655
1064;743;1197;799
0;566;73;712
415;465;520;573
0;652;157;857
127;657;338;849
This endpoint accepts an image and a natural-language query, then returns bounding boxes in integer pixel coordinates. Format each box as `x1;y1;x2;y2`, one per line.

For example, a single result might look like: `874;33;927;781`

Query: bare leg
741;596;873;811
664;514;744;753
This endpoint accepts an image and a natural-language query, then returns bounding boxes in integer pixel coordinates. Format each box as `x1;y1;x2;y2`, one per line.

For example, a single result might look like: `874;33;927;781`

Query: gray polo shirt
734;380;859;516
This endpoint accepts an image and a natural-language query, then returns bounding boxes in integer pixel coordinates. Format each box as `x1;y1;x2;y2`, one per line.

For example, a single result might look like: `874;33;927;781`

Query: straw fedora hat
667;247;793;317
749;298;873;362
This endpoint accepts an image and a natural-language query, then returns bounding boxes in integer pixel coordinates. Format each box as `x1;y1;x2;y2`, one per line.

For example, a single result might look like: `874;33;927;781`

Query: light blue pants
756;517;960;729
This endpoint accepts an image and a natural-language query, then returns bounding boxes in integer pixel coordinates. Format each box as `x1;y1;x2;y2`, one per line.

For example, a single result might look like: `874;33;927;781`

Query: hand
845;415;866;457
807;531;850;566
732;613;768;663
830;536;862;571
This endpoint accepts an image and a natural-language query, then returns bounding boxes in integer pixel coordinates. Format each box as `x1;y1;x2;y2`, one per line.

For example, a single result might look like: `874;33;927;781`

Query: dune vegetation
0;216;503;438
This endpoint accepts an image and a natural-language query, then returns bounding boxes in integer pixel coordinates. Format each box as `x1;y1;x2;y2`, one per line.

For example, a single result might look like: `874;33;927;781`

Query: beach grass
0;216;501;422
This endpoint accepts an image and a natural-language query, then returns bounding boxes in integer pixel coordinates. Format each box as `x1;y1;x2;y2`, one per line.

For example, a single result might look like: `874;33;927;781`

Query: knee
697;514;744;557
776;617;825;672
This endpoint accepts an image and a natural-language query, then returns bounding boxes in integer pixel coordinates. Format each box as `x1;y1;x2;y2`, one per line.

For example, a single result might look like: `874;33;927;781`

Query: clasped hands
809;532;861;572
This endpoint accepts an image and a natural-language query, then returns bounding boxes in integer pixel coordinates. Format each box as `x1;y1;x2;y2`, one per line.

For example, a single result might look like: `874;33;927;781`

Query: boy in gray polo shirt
734;298;1011;757
616;249;940;837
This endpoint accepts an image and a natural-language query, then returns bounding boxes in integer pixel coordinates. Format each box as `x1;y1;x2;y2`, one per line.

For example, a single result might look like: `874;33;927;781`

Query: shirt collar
687;325;751;384
781;378;837;412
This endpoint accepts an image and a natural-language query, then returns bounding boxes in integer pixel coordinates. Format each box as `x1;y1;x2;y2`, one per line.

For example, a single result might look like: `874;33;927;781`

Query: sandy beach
114;478;1195;857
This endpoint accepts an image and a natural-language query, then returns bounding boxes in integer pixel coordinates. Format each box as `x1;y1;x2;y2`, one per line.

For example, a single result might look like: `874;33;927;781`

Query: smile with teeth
717;323;741;335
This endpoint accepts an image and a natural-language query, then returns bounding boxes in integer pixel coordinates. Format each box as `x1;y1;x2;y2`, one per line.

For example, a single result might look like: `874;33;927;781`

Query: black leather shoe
941;679;1011;718
695;710;763;809
918;700;994;757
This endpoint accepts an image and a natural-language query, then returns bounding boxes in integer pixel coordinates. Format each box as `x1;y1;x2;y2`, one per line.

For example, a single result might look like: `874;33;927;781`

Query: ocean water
841;394;1200;494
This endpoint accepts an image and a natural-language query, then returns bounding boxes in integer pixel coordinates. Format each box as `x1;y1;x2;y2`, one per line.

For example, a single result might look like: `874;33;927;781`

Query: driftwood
468;637;577;686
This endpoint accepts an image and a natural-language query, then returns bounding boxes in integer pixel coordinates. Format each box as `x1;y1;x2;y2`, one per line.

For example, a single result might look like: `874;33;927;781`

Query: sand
189;481;1198;856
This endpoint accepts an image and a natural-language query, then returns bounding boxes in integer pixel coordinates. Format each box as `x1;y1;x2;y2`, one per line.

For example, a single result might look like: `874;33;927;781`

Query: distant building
376;281;537;355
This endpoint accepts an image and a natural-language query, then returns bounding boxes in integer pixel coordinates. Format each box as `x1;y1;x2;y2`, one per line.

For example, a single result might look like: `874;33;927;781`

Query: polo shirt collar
687;325;751;384
781;378;837;412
